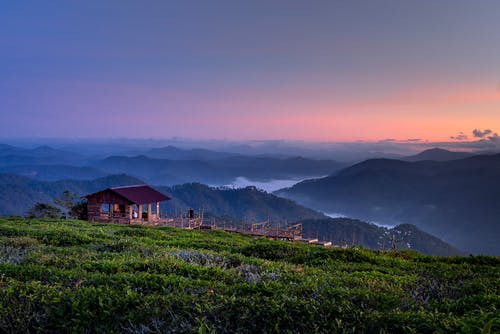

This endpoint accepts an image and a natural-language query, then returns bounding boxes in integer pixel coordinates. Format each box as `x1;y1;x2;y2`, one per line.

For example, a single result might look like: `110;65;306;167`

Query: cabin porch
87;201;162;224
85;185;171;225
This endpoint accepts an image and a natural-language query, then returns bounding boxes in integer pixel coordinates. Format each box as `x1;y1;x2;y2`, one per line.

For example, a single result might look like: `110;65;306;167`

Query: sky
1;0;500;145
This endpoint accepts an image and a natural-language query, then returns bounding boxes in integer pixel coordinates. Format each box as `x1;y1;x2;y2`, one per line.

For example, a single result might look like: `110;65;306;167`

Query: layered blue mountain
0;165;107;181
276;153;500;254
93;155;344;185
0;144;84;166
0;143;344;185
145;145;239;160
402;148;476;162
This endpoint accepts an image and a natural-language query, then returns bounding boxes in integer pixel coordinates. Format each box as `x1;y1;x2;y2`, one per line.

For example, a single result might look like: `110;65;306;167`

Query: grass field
0;218;499;333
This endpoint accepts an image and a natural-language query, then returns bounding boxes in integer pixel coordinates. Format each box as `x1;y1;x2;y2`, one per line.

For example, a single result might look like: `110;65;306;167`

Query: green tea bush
0;218;498;333
0;246;26;265
33;228;94;247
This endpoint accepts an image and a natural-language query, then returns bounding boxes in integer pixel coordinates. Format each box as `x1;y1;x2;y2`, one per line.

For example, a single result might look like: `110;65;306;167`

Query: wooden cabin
85;185;170;224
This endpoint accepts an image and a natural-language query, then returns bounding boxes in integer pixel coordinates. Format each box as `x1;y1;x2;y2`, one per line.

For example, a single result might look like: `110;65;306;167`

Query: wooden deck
89;214;203;229
90;214;335;247
151;217;203;229
220;222;302;240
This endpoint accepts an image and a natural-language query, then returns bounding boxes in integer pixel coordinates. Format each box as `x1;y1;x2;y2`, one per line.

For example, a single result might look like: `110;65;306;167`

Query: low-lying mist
222;177;305;193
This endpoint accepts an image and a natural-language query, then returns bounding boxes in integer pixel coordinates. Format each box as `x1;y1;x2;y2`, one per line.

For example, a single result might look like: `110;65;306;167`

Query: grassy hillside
1;218;498;333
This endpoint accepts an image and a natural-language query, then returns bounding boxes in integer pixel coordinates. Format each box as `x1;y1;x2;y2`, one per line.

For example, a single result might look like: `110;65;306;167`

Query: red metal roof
86;185;170;205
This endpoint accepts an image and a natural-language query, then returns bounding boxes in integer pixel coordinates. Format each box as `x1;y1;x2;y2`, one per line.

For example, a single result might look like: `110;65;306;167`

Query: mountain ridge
301;218;463;256
276;153;500;254
403;148;475;162
94;154;344;185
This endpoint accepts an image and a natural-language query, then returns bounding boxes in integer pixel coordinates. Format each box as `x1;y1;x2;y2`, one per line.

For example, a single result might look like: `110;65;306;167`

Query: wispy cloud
472;129;492;138
450;132;468;141
439;129;500;151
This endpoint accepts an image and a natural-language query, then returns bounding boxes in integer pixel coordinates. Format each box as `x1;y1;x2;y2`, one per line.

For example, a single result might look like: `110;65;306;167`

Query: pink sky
1;2;500;143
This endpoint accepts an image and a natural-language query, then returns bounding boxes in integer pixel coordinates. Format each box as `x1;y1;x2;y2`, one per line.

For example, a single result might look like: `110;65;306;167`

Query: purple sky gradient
1;1;500;141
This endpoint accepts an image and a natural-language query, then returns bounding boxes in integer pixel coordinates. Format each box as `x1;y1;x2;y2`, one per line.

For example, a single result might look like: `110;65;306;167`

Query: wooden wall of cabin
87;202;101;221
85;190;164;223
86;190;132;221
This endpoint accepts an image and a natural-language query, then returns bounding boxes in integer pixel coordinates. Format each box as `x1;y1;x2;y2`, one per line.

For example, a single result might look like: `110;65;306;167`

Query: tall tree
54;191;77;218
70;200;88;220
27;203;62;219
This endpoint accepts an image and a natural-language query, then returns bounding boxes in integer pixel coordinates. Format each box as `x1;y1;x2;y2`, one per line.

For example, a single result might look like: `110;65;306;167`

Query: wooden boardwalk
220;222;302;240
93;214;334;247
145;217;203;229
90;214;203;229
158;219;335;246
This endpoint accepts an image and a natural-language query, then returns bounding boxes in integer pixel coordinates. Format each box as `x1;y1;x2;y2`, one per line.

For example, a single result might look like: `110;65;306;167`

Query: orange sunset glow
1;1;499;148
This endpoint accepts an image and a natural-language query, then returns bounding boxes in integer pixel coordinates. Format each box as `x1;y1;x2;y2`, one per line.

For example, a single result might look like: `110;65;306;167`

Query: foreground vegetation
0;218;498;333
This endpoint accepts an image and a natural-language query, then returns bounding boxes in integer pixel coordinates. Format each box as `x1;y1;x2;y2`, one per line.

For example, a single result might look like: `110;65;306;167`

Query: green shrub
0;218;498;333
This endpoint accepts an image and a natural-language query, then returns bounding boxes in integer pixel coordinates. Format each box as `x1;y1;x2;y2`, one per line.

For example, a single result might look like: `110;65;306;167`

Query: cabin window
101;204;110;212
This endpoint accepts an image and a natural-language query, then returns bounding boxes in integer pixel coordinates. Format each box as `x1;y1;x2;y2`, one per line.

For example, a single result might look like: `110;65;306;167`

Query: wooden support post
138;204;142;221
147;203;152;222
156;202;160;219
128;205;133;220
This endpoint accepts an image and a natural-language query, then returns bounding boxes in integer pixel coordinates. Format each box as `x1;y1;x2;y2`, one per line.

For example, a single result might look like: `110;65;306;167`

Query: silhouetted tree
27;202;62;219
70;200;88;220
54;191;77;218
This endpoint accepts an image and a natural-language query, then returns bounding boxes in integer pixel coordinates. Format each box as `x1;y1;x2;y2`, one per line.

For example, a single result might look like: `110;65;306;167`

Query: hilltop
0;218;498;333
0;142;344;186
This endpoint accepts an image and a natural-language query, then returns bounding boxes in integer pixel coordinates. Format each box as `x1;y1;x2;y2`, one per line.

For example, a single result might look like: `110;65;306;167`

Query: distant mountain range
276;152;500;255
0;165;106;181
146;145;239;160
402;147;476;162
0;143;344;185
93;155;344;186
4;144;481;186
0;144;85;166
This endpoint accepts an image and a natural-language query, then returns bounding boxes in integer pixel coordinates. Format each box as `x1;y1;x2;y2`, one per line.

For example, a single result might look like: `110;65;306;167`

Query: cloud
438;129;500;151
487;132;500;142
450;132;468;141
472;129;492;138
